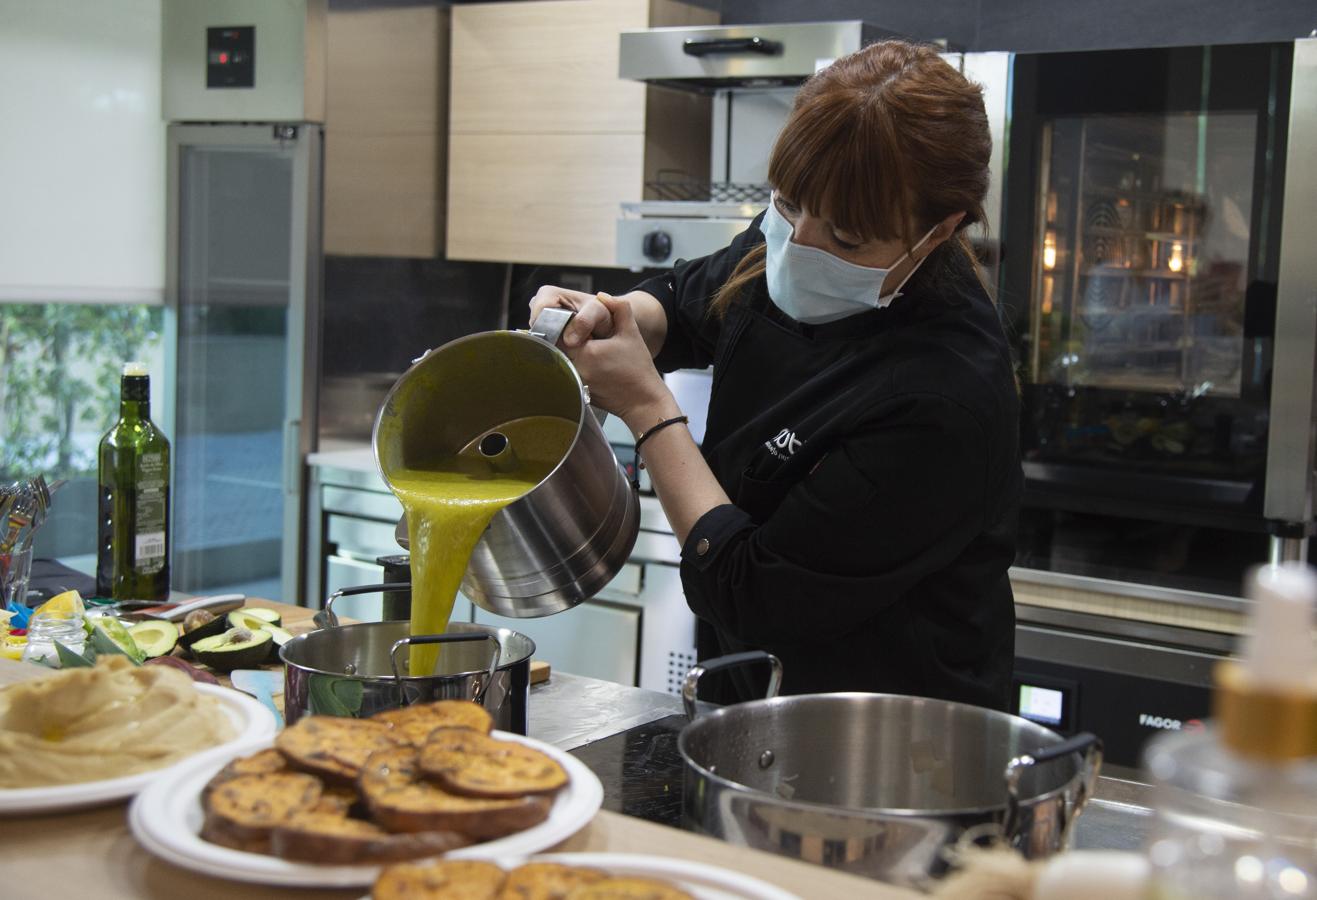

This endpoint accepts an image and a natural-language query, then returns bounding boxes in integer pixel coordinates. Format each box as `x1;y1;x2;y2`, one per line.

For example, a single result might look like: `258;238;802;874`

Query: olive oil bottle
96;362;171;601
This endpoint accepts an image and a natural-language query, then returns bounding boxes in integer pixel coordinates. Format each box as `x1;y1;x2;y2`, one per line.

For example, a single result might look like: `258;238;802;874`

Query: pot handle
681;651;783;720
388;632;504;707
1002;731;1104;843
315;582;411;629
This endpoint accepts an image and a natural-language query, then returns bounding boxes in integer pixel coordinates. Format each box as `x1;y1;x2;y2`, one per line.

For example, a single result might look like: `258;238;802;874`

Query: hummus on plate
0;656;235;788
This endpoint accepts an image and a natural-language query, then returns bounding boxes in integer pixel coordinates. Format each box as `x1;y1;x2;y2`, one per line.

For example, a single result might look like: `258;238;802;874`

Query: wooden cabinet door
450;0;650;136
447;0;715;266
324;6;446;257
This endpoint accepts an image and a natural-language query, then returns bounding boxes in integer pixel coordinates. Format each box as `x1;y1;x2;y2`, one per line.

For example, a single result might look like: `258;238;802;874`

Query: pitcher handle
529;306;576;346
681;651;783;720
316;582;411;629
530;307;609;428
1002;732;1103;844
388;632;503;707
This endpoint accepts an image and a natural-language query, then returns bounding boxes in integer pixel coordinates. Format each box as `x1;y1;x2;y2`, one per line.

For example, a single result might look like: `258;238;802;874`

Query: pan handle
1002;732;1103;843
316;582;412;629
388;632;503;708
681;650;783;720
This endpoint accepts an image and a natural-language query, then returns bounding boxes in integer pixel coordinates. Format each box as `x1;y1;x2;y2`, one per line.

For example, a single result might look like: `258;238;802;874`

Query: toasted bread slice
202;747;289;806
418;728;568;799
564;878;695;900
201;772;323;853
373;860;507;900
496;862;608;899
373;699;494;745
360;746;553;839
311;784;362;817
276;715;406;784
270;810;471;864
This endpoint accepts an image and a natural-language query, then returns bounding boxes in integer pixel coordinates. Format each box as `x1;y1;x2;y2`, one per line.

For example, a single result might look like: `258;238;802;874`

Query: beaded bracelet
630;415;688;490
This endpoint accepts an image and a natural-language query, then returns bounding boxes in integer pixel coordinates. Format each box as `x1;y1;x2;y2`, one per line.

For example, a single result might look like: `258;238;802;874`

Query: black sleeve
631;213;765;373
678;394;991;645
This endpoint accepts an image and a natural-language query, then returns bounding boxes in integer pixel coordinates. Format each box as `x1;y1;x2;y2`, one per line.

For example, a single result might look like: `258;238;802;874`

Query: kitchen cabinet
447;0;716;267
324;5;447;258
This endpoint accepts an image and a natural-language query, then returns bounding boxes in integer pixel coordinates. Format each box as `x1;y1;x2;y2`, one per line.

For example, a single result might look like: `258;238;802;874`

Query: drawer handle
682;36;782;57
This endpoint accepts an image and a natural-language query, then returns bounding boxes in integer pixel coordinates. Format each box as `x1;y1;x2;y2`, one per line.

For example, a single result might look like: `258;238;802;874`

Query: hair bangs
767;86;919;247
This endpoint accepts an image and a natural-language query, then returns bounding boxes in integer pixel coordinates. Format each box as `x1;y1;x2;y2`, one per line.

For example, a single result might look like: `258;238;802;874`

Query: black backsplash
321;256;508;378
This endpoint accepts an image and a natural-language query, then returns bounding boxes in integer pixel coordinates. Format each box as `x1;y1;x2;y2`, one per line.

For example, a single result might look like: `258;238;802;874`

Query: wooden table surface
0;600;913;899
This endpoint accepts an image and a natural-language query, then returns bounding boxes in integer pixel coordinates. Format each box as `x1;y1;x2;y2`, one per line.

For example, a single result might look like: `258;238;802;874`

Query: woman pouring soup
532;40;1022;710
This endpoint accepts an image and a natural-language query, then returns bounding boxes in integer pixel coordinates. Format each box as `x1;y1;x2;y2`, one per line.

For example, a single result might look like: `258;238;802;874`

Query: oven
1001;39;1317;597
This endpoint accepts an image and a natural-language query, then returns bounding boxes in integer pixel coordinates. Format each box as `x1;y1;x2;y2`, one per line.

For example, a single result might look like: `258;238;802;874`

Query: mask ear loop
878;223;942;303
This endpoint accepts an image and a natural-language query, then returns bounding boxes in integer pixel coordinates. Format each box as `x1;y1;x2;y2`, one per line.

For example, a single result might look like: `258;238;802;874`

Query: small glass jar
20;611;86;665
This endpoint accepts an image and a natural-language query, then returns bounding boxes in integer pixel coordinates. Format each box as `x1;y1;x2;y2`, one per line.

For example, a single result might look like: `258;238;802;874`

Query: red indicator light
219;51;229;64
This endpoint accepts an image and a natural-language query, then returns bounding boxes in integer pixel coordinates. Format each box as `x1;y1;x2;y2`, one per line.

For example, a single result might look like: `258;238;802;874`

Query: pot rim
371;329;587;501
676;691;1080;819
279;620;535;682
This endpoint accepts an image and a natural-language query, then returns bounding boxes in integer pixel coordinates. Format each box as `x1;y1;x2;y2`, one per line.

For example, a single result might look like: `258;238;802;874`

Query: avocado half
191;627;274;672
177;612;228;654
227;608;282;631
127;620;179;659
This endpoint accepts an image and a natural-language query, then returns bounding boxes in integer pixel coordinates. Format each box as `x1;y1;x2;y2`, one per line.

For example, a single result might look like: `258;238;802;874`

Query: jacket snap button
695;537;710;556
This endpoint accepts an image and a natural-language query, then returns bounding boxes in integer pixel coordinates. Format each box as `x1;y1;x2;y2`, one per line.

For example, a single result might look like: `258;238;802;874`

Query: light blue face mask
761;196;937;325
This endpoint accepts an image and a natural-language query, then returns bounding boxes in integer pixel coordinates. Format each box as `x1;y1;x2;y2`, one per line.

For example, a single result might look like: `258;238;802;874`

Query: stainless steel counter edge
528;670;1156;852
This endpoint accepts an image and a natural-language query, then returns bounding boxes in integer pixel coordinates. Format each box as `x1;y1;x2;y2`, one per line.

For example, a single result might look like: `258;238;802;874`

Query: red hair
713;41;992;314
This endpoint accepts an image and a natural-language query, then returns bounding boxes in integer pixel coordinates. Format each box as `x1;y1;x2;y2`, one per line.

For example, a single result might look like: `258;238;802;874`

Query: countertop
0;596;1156;898
307;440;377;474
0;603;905;900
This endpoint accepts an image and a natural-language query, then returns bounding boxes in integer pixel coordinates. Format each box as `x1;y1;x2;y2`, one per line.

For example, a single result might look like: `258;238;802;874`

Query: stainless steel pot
677;652;1103;888
373;308;639;618
280;585;536;732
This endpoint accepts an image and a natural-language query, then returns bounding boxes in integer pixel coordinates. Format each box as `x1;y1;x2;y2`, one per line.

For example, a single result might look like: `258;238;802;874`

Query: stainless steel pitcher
372;309;640;618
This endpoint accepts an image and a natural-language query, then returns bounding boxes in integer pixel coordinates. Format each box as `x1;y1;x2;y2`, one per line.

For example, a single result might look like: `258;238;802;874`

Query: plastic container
1142;563;1317;899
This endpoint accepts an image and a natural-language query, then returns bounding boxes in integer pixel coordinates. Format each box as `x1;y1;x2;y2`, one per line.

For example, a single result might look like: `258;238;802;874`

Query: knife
110;593;247;622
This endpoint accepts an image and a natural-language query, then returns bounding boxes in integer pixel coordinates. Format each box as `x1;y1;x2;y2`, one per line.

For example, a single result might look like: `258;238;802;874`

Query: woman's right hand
529;286;614;348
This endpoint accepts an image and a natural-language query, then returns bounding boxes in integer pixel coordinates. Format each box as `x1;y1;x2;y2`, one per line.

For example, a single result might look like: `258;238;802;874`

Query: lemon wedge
34;589;85;620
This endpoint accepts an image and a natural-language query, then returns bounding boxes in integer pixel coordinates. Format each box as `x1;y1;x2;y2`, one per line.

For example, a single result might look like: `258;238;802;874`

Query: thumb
595;292;634;331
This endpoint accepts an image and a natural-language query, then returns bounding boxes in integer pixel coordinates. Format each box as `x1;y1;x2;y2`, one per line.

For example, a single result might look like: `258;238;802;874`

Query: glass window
0;302;165;566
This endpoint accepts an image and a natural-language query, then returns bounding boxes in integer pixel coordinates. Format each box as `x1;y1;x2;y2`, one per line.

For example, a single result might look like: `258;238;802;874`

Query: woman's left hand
564;293;677;428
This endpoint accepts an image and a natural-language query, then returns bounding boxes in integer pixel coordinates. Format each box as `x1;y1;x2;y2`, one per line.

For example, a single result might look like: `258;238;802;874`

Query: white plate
128;729;605;888
0;682;278;815
499;853;803;900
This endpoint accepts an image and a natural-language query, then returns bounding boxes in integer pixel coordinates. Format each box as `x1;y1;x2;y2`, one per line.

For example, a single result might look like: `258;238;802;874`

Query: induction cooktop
567;713;689;829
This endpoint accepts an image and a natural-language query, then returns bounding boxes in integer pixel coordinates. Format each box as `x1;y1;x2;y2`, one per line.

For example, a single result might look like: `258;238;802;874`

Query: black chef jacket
634;214;1022;710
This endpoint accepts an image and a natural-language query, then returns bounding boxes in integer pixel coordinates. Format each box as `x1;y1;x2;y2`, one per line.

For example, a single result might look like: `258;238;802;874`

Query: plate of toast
366;853;803;899
127;700;603;887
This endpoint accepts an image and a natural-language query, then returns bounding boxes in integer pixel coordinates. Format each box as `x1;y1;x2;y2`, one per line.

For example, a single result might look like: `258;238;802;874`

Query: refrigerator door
164;123;322;605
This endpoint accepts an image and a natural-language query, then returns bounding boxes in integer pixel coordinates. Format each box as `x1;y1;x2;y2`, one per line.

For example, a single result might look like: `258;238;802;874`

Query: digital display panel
1018;684;1065;726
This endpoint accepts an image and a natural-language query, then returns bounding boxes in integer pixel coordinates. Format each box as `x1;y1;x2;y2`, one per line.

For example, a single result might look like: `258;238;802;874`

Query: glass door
1001;43;1294;594
165;124;322;604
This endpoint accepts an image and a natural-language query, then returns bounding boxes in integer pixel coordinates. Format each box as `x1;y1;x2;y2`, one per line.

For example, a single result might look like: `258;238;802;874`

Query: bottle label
134;451;167;573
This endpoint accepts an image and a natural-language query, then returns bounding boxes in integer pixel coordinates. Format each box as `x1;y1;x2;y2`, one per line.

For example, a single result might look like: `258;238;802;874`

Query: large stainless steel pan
280;584;536;732
677;652;1103;888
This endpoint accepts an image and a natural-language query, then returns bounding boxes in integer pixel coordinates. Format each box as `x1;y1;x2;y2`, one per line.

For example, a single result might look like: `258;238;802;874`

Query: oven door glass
1002;43;1294;594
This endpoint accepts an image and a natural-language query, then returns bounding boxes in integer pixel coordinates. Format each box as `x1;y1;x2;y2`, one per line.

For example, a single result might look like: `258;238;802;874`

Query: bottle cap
122;361;149;377
1214;562;1317;761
